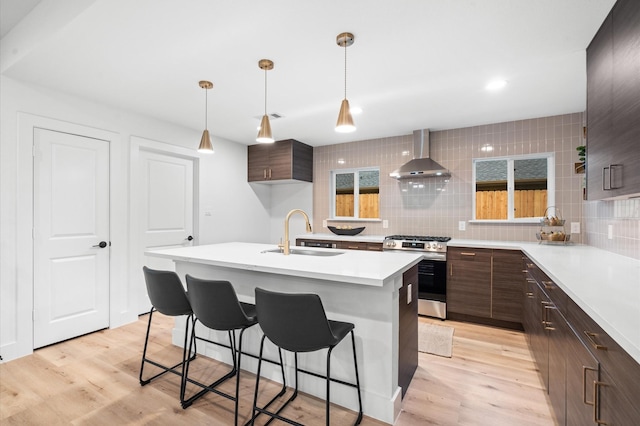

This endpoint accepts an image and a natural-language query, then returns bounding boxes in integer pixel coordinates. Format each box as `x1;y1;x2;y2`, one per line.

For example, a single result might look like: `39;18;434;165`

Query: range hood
389;129;450;179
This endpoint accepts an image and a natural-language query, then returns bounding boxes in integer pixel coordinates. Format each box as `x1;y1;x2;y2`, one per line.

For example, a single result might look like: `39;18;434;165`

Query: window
472;153;554;221
331;168;380;219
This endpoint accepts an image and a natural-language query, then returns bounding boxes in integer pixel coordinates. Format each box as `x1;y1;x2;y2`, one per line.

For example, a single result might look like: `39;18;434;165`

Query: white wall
269;183;314;244
0;76;277;361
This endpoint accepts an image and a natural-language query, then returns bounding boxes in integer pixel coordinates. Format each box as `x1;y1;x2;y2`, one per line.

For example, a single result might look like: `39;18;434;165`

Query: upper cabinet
586;0;640;200
248;139;313;183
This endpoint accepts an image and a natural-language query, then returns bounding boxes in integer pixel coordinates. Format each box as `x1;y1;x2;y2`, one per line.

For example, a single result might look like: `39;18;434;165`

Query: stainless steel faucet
279;209;312;255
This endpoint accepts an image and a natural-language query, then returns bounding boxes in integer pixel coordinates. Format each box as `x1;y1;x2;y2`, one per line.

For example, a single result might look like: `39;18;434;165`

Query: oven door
418;259;446;302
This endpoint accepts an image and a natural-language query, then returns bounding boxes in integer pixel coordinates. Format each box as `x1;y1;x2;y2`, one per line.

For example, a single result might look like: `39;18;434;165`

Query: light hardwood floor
0;314;555;425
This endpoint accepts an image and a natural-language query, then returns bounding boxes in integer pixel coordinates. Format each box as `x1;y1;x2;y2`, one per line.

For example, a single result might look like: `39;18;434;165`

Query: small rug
418;322;454;358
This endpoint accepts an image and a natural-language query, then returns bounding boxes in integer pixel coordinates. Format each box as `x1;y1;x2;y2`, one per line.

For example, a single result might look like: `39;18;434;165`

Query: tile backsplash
583;198;640;259
313;112;640;260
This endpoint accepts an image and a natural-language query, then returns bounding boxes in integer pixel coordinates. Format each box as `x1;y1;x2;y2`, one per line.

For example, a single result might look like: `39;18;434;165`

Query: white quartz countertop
295;233;386;243
451;239;640;364
146;242;422;287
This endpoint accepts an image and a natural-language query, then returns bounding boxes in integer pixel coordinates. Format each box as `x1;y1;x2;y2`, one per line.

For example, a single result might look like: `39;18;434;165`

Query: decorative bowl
328;226;365;236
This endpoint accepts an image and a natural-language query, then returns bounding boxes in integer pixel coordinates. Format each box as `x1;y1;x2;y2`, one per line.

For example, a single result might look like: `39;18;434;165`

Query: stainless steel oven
383;235;450;319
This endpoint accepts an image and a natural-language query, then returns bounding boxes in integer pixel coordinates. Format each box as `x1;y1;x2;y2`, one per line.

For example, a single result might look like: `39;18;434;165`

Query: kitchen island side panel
172;260;403;425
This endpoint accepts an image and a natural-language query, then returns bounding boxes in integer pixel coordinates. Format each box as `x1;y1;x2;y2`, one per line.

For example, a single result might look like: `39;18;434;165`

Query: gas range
383;235;451;260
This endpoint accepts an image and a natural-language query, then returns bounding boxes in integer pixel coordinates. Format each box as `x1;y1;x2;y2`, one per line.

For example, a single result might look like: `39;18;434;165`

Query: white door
33;128;110;348
139;150;194;314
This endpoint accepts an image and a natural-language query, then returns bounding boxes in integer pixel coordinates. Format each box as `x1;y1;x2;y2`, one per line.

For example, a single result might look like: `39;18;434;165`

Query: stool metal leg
139;308;155;385
350;330;363;425
181;320;237;409
326;347;333;426
251;337;289;426
140;310;194;388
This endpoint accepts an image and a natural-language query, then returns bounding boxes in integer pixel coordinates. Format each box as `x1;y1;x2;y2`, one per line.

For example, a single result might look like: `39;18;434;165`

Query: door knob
186;235;194;241
92;241;108;248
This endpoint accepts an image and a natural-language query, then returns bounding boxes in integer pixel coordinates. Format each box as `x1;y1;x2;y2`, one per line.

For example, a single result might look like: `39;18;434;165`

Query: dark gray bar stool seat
139;266;196;406
183;275;259;426
252;287;363;426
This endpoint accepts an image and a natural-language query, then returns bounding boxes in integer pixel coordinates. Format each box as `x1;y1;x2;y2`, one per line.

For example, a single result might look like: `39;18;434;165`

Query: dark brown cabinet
448;247;523;326
523;256;640;425
566;325;599;426
547;304;567;426
398;264;418;398
491;249;524;323
248;139;313;183
523;275;550;390
336;241;383;251
586;0;640;200
447;247;492;318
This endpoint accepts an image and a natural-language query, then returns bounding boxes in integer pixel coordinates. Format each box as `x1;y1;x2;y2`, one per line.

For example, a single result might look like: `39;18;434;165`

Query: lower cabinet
336;241;383;251
447;247;523;327
398;264;418;398
547;304;567;426
447;248;492;318
523;277;550;390
566;325;600;426
523;256;640;425
492;249;525;322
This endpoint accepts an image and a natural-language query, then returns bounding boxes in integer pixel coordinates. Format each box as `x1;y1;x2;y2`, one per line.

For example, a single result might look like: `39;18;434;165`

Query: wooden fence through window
476;189;547;219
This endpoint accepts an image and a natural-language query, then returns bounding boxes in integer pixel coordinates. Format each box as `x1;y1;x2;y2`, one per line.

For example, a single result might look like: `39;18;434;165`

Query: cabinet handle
526;263;535;268
593;380;608;425
268;168;272;179
583;366;598;407
602;164;622;191
460;252;476;256
542;280;554;290
347;245;359;249
543;304;555;329
540;301;552;326
450;263;453;277
263;169;267;179
525;292;534;298
584;331;608;351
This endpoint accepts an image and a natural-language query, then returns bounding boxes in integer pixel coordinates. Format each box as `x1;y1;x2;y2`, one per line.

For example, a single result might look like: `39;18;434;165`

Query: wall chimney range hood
390;129;450;179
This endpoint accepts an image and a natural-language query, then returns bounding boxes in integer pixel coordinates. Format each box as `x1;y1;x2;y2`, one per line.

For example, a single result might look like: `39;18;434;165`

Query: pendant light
197;80;214;154
256;59;275;143
335;32;355;133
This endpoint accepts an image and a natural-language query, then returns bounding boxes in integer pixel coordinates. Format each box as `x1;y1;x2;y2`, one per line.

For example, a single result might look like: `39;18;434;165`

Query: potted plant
575;145;585;173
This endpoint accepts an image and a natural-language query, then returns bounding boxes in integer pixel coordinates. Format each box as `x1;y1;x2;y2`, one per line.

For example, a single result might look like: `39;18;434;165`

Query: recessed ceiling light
480;144;494;152
485;79;508;91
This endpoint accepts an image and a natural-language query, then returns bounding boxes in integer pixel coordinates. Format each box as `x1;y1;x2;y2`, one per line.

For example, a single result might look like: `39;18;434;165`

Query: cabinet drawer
448;247;492;262
566;298;640;403
366;242;383;251
337;241;368;251
523;258;568;315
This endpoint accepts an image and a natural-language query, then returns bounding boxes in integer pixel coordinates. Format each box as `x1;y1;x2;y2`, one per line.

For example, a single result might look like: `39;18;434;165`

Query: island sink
262;248;344;257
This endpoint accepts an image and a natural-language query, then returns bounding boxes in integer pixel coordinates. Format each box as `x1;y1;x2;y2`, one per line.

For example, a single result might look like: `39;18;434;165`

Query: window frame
330;167;380;220
471;152;555;223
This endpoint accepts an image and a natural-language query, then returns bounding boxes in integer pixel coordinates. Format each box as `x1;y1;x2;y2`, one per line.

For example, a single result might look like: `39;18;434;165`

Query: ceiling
0;0;615;147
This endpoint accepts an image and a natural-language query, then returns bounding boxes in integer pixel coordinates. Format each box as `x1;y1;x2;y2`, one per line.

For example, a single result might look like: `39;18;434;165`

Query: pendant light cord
204;87;208;129
344;41;348;100
264;68;268;114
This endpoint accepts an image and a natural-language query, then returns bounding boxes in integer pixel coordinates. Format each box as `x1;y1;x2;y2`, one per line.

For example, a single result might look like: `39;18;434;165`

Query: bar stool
139;266;195;405
182;275;259;425
252;287;363;426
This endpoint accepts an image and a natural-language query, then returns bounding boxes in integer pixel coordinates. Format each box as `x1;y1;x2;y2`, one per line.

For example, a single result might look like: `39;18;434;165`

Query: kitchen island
146;242;423;424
